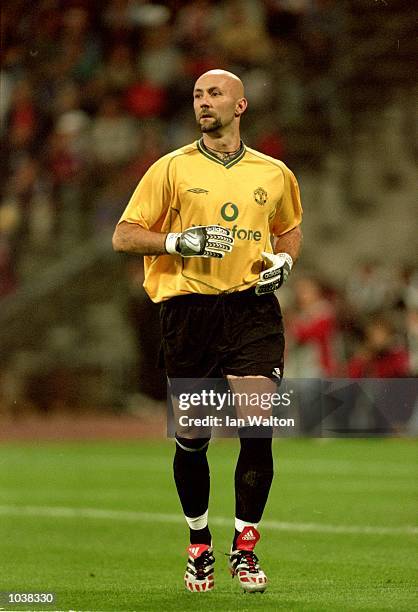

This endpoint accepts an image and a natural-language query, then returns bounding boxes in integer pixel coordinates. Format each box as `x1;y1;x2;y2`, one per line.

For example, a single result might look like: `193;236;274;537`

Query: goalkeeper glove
255;251;293;295
165;225;234;258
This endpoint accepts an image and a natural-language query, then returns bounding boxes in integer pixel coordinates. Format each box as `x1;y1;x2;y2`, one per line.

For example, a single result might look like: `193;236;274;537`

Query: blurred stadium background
1;3;417;610
0;0;417;422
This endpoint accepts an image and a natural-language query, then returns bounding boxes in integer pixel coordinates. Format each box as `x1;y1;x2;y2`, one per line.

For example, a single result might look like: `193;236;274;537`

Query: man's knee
175;435;211;453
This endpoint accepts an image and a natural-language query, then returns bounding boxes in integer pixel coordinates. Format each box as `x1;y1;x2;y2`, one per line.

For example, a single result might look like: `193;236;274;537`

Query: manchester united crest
253;187;268;206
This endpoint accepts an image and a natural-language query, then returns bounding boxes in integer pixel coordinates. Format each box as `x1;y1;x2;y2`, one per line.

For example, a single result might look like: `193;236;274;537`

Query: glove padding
165;225;234;258
255;251;293;295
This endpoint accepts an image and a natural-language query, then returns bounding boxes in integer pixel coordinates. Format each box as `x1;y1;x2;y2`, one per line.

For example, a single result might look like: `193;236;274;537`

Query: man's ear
235;97;248;117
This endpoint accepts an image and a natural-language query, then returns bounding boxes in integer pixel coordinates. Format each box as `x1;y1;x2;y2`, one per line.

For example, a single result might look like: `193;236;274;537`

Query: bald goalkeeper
113;70;303;594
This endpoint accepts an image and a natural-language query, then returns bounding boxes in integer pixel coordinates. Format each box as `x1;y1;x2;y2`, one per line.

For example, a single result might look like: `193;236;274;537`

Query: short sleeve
118;156;172;230
271;163;303;236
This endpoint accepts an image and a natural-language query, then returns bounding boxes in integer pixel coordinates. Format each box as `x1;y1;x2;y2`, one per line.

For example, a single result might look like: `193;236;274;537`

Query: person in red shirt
287;277;338;376
346;318;412;432
348;318;410;378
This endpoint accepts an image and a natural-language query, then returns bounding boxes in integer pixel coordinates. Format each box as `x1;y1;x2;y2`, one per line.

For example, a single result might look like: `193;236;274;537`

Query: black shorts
159;288;285;379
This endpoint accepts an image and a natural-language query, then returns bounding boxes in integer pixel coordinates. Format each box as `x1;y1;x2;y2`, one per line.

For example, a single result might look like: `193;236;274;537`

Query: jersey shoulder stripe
143;142;199;175
244;146;288;171
160;142;199;163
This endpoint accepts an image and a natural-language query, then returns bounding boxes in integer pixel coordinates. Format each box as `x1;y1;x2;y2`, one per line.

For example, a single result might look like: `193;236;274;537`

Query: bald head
195;69;245;99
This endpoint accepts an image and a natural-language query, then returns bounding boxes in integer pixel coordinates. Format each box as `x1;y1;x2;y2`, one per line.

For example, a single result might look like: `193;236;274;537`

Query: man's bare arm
274;225;302;263
112;221;167;256
113;221;235;258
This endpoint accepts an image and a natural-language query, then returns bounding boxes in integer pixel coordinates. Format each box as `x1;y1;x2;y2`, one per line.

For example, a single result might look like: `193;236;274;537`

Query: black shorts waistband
162;287;270;307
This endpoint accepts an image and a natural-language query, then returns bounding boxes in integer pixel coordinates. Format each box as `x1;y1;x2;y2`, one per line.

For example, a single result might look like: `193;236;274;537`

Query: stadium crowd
1;0;342;292
281;263;417;378
1;0;416;387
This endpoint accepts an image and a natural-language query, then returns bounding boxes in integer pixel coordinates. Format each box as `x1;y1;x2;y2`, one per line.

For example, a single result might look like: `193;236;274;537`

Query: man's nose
200;96;211;107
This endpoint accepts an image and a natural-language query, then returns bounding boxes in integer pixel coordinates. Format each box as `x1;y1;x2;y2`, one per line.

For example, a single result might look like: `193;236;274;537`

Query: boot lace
230;550;259;574
194;550;214;580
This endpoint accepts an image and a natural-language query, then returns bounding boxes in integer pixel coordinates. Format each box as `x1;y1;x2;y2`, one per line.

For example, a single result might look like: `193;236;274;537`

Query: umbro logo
187;188;209;194
272;367;282;379
242;530;257;541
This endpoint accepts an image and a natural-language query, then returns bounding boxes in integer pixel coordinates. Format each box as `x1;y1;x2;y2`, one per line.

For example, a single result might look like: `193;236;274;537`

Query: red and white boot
228;526;268;593
184;543;215;592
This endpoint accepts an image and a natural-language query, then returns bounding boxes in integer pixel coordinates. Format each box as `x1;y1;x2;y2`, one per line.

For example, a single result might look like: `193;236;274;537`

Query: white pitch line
0;505;416;536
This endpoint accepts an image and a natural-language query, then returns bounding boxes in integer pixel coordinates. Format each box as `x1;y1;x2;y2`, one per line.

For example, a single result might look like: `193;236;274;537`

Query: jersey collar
197;138;246;168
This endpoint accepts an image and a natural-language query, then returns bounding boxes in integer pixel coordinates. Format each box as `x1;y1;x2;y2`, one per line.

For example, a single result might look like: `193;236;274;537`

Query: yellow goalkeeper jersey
118;139;302;302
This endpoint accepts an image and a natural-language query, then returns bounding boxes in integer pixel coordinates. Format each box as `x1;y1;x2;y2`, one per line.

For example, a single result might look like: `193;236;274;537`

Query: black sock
173;436;211;545
233;427;274;548
190;526;211;545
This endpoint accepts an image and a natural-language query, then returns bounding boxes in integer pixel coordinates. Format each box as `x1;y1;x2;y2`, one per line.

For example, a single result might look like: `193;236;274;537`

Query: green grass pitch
0;438;417;611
